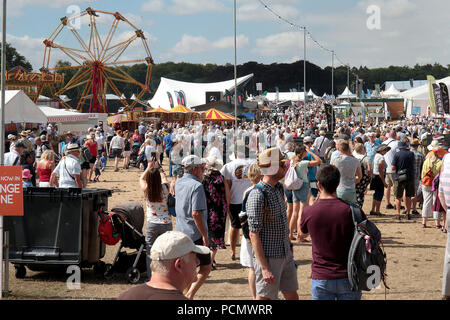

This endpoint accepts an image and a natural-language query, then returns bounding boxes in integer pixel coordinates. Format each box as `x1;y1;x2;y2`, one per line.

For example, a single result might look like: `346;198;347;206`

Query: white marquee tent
5;90;47;123
265;91;305;103
402;76;450;117
338;87;357;99
381;84;402;98
307;89;320;99
149;74;254;110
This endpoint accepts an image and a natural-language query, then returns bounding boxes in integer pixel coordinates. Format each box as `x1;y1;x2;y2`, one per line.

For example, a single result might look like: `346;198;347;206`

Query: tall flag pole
233;0;238;130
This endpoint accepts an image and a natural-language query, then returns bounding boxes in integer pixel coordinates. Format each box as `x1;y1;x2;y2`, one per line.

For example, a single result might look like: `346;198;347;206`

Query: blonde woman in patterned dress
139;159;173;280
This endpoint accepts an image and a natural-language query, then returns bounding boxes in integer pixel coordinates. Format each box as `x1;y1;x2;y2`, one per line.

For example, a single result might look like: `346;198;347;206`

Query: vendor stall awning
204;108;235;121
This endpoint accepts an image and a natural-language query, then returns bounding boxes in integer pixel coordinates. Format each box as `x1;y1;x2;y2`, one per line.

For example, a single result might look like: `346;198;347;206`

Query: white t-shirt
110;135;124;150
220;158;256;204
144;145;156;161
53;155;81;188
373;153;385;176
382;138;399;173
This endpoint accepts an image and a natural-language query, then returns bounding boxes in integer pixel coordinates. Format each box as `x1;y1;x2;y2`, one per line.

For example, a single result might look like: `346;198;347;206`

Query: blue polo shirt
364;141;380;164
164;134;173;151
174;173;208;242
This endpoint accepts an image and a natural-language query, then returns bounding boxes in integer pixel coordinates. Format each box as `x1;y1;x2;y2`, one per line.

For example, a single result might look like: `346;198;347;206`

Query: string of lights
257;0;360;83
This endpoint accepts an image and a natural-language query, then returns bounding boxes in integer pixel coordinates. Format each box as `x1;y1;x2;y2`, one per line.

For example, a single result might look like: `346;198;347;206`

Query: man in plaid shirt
410;138;424;216
247;147;299;300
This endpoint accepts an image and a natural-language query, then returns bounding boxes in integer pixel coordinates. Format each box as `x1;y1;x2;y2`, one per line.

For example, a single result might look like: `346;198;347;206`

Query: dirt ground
4;157;448;300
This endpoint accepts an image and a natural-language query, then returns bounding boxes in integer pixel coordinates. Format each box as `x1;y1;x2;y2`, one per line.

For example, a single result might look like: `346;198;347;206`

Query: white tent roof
402;76;450;100
265;91;305;102
307;89;320;99
381;84;402;98
39;106;91;123
338;87;356;98
149;74;254;110
5;90;47;123
130;93;136;100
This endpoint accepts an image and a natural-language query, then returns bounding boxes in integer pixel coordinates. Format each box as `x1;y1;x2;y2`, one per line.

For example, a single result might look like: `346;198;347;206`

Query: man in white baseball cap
174;154;210;299
118;231;210;300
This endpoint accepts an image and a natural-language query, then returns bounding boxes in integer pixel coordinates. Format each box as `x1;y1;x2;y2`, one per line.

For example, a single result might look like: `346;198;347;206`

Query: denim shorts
292;182;310;203
311;278;362;300
284;188;293;204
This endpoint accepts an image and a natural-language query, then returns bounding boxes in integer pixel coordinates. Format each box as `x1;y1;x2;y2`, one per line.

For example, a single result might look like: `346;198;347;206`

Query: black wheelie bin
4;187;112;278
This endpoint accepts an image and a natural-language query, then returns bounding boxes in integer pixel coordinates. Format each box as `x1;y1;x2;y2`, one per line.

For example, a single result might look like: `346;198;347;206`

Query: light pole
0;0;6;299
233;0;237;130
331;50;334;98
303;27;306;131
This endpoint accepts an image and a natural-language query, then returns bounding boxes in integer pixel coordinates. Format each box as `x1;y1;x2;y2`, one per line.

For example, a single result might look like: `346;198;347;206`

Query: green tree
0;42;32;71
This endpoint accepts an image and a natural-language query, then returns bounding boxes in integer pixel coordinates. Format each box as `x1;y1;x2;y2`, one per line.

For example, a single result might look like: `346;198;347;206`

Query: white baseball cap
150;231;210;261
181;155;206;168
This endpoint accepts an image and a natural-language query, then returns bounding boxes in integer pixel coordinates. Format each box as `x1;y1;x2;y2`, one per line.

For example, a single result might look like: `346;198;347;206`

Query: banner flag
427;75;437;114
167;92;174;109
225;89;232;109
439;82;449;114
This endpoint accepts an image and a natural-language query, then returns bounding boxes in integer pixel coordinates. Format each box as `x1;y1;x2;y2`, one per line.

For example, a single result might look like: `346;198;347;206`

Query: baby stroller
98;202;147;284
129;142;141;167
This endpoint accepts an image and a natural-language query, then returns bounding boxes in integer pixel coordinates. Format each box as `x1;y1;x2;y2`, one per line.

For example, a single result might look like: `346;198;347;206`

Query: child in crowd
100;151;107;171
22;169;33;188
94;155;102;182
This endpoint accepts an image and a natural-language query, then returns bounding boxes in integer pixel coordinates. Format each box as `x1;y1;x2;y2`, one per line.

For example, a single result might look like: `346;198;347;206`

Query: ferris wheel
41;7;154;113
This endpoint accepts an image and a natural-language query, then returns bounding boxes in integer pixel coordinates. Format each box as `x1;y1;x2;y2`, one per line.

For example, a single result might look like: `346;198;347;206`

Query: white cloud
8;0;93;17
141;0;165;13
237;3;300;22
141;0;227;15
171;34;249;55
254;32;302;57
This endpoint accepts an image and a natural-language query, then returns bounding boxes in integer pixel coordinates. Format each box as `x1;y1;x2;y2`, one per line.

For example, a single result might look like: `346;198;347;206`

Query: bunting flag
427;75;437;114
167;92;174;109
439;82;449;114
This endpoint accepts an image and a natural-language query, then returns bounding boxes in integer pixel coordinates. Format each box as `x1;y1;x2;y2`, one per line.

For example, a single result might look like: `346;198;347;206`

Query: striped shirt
439;154;450;207
411;149;424;181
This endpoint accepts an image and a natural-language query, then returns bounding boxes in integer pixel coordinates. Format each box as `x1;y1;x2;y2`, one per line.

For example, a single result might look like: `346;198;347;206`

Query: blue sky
5;0;450;72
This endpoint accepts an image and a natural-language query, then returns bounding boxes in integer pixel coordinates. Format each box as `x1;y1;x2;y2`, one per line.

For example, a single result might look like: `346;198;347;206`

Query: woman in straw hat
202;155;229;270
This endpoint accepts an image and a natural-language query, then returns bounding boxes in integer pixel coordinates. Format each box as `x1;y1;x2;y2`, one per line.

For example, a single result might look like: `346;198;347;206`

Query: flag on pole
427;75;437;114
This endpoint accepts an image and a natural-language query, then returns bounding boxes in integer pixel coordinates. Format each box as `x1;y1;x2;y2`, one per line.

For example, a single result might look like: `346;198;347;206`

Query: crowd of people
4;99;450;301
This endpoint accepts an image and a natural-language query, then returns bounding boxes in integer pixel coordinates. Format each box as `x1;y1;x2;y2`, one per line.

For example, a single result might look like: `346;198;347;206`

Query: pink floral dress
203;171;227;250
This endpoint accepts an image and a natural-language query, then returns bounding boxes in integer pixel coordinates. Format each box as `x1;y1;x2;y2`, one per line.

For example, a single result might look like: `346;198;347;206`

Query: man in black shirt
392;140;416;220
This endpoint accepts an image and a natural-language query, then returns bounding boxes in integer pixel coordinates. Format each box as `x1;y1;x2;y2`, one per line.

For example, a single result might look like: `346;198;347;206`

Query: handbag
397;169;408;183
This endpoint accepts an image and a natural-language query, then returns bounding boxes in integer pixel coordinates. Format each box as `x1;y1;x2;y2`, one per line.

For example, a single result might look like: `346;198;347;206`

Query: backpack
284;161;303;190
98;211;121;246
240;183;283;240
80;146;93;163
348;204;388;292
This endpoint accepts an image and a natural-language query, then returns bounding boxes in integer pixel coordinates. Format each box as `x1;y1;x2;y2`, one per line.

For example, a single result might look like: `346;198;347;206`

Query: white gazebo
381;84;402;98
337;87;357;99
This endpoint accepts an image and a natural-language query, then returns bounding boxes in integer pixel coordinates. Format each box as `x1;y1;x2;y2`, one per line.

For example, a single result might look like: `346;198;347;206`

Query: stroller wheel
15;265;27;279
104;264;114;280
93;261;106;276
126;267;140;284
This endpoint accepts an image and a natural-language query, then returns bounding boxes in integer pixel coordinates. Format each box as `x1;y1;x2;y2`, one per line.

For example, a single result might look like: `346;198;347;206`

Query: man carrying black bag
392;139;416;220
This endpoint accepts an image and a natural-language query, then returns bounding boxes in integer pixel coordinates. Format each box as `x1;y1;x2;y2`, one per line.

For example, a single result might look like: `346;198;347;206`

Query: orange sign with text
0;166;23;216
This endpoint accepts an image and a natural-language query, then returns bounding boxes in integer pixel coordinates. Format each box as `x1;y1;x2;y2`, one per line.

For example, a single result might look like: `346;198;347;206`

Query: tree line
3;42;449;102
